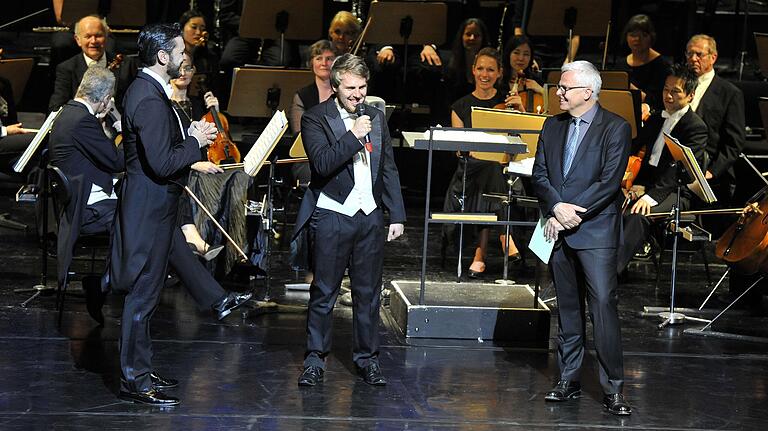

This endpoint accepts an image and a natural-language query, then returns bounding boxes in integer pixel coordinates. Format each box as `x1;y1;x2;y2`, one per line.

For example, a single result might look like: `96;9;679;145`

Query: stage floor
1;188;767;430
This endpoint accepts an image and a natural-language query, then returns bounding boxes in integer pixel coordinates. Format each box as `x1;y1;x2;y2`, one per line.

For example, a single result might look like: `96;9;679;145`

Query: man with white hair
49;15;135;112
531;60;632;415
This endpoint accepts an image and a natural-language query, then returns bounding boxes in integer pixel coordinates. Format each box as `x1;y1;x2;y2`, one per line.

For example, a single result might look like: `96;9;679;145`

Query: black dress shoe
118;389;180;406
544;380;581;401
213;291;253;320
150;372;179;389
358;363;387;386
603;393;632;415
298;366;324;386
83;276;106;325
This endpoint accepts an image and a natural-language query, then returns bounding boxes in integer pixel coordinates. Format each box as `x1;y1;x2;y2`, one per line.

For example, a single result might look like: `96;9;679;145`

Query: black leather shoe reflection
118;389;180;406
150;372;179;389
298;366;324;386
358;363;387;386
603;393;632;415
544;380;581;401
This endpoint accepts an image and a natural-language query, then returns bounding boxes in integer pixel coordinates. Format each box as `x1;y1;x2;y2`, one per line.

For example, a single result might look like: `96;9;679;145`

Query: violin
715;188;768;276
107;53;123;71
493;71;544;114
198;77;240;165
622;145;646;190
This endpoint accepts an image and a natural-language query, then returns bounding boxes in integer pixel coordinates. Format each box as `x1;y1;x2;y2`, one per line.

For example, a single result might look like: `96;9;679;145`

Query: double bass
715;187;768;275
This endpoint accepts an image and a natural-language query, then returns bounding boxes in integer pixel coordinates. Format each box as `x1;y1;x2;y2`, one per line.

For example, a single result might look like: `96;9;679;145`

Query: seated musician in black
443;47;520;277
170;56;251;277
617;64;708;272
49;66;249;325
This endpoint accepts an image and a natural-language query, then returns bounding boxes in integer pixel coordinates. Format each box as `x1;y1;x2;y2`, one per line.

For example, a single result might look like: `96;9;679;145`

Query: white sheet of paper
528;217;556;264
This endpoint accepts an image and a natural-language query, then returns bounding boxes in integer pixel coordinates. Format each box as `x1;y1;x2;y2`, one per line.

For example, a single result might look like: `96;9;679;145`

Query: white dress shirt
73;98;119;205
83;53;108;68
690;69;715;112
641;105;691;207
316;100;377;217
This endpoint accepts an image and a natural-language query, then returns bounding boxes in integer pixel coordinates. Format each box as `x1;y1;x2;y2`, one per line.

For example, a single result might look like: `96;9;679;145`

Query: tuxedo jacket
694;75;745;180
531;104;631;249
109;72;201;292
48;52;137;112
633;108;708;205
293;97;406;238
49;100;125;288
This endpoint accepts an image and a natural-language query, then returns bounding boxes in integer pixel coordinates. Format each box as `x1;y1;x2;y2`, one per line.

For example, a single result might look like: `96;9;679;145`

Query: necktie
562;118;580;176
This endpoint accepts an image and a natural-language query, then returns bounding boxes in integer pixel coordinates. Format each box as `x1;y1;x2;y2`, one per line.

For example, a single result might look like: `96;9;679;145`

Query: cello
715;188;768;275
493;70;544;114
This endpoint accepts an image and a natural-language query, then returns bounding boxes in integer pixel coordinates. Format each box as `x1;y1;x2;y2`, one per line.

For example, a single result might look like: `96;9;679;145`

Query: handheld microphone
355;103;372;152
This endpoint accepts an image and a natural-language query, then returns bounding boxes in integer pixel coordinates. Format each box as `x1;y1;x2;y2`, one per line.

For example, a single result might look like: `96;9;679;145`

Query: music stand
227;68;313;117
652;133;716;328
239;0;322;65
546;70;629;90
546;87;638;139
362;1;447;84
755;33;768;78
60;0;146;27
527;0;611;62
0;58;34;105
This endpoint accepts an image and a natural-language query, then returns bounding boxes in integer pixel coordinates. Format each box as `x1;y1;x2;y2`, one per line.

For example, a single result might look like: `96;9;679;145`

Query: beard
167;55;183;79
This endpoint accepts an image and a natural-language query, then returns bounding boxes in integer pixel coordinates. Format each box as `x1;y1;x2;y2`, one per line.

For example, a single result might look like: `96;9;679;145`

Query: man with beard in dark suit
531;60;632;415
48;15;136;112
686;34;745;205
110;23;218;406
617;64;708;272
294;53;405;388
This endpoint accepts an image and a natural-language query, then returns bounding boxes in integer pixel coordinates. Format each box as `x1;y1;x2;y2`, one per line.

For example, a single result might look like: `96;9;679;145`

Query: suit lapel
323;98;355;178
368;106;381;184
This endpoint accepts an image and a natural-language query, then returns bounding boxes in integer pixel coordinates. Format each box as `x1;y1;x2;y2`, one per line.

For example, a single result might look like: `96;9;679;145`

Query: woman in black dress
620;14;670;119
444;47;516;277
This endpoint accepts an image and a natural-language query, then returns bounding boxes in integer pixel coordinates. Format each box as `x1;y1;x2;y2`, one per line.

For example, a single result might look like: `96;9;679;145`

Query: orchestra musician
48;15;136;113
686;34;745;206
444;18;491;110
443;47;520;277
531;60;632;415
619;14;671;120
617;64;708;273
500;35;544;113
328;11;361;56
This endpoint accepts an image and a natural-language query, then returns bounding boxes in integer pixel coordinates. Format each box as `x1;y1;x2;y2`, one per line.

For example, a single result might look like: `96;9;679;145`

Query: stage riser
388;280;550;345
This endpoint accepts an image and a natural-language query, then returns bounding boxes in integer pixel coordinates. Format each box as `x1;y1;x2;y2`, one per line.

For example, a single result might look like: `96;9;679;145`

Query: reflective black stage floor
1;190;767;430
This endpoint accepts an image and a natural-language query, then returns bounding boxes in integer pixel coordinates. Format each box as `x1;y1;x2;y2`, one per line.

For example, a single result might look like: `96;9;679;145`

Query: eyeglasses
181;65;196;73
685;50;711;59
555;85;588;93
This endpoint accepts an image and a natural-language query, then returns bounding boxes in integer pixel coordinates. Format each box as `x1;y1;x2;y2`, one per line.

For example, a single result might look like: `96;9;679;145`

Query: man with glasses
531;60;632;415
685;34;745;206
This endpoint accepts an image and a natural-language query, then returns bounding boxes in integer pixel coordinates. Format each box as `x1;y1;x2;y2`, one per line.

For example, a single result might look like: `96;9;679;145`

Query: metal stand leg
496;176;519;286
15;167;55;305
456;155;468;282
702;276;765;331
699;268;730;310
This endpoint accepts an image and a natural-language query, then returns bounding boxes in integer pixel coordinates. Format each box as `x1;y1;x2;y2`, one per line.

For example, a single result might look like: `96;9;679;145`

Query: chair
47;165;110;324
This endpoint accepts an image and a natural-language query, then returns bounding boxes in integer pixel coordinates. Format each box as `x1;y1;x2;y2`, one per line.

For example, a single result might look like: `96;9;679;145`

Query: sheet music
422;129;512;144
13;108;62;173
663;133;717;204
243;110;288;176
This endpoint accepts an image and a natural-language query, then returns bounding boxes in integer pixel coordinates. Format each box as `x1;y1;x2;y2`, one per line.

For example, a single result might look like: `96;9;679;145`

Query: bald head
74;16;109;61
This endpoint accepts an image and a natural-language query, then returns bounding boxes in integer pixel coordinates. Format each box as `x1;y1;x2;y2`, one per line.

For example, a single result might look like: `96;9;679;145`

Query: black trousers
304;207;385;370
617;193;689;273
551;242;624;395
120;203;224;392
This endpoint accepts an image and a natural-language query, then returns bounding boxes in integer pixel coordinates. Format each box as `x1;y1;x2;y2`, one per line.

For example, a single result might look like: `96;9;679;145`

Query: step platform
388;280;550;346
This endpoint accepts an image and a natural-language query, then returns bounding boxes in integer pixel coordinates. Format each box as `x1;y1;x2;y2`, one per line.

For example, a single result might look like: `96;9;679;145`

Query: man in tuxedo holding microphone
294;53;406;387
